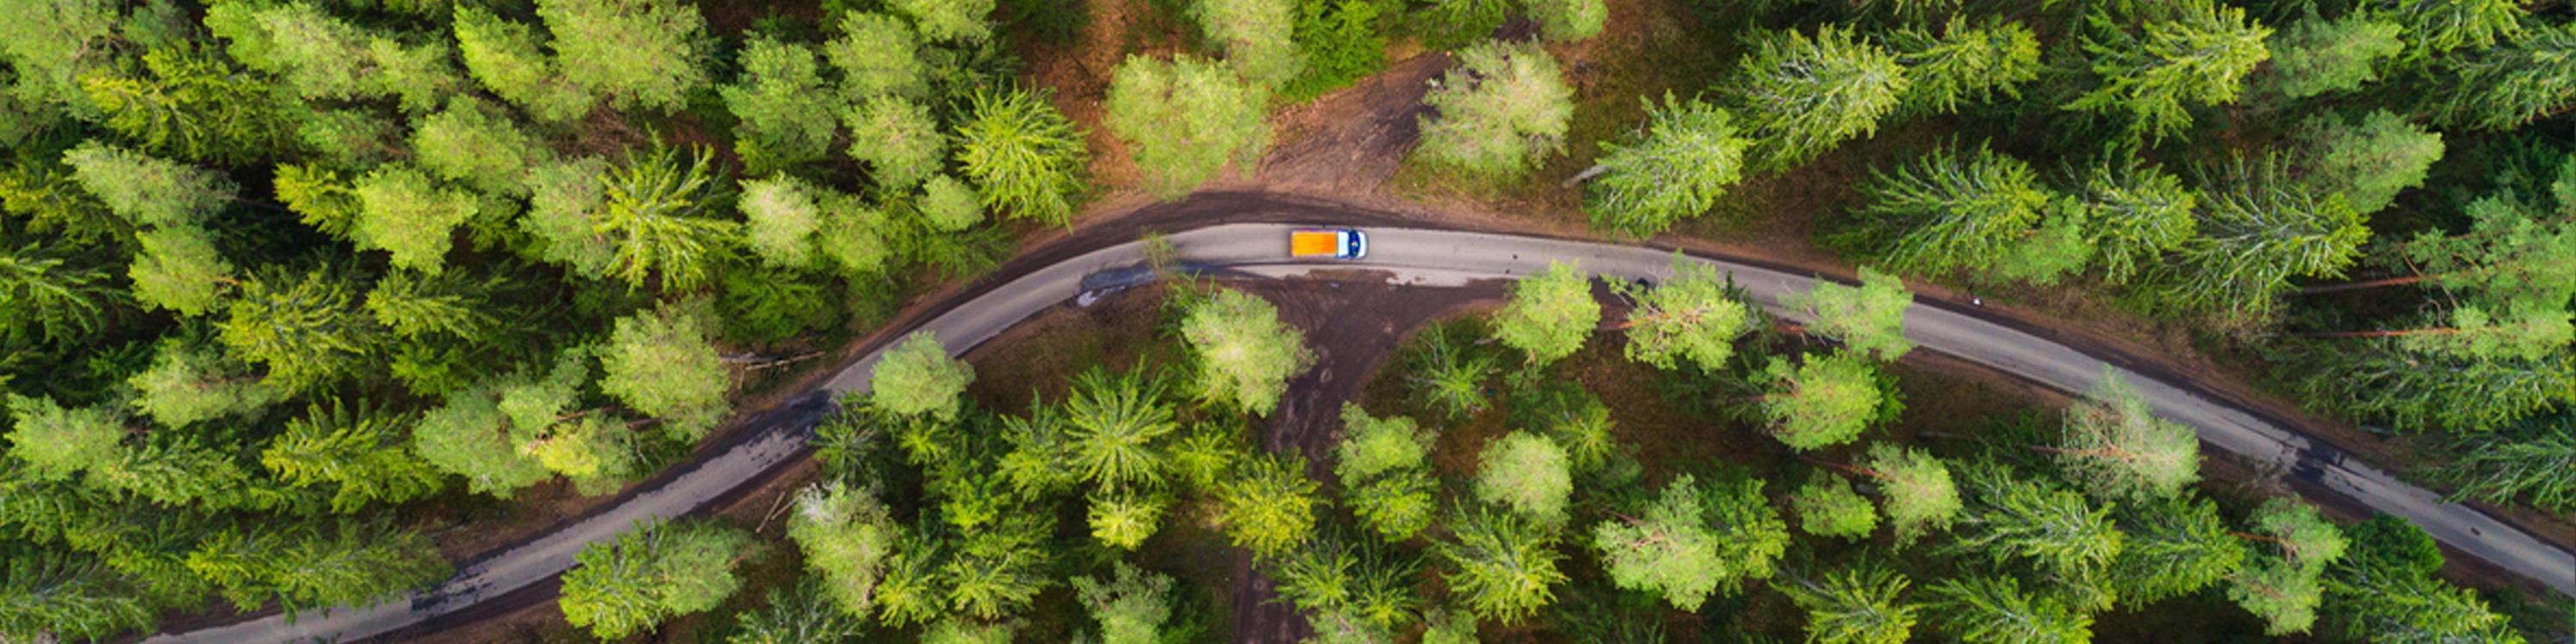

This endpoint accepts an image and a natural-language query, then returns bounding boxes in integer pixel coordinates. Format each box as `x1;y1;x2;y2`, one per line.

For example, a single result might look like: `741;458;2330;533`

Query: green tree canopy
590;146;738;292
2055;370;2200;501
1526;0;1606;42
1784;267;1914;361
3;395;122;482
258;402;447;512
2110;496;2247;606
785;481;902;618
560;519;756;640
600;303;730;440
1838;144;2056;276
920;174;983;232
722;37;841;174
871;331;974;420
1760;353;1888;452
844;94;947;191
1438;507;1566;624
2064;161;2197;284
2386;0;2523;56
956;87;1089;225
1473;430;1572;524
1728;26;1906;172
2298;110;2442;216
1179;288;1311;416
2429;20;2576;130
1190;0;1302;88
1860;443;1959;542
1491;261;1599;366
825;13;927;100
412;379;556;496
1775;562;1918;644
128;339;276;428
1072;562;1176;644
1790;471;1879;540
1948;465;2125;591
1060;367;1181;489
1618;258;1752;372
218;270;380;394
1590;473;1788;611
1215;454;1318;558
352;166;477;273
1888;18;2040;115
2266;14;2402;99
1417;39;1573;179
1583;95;1749;237
538;0;710;112
453;6;594;123
62;141;232;228
410;97;542;197
2064;1;2269;144
738;175;823;270
127;225;234;316
1106;54;1273;198
1923;574;2093;644
888;0;993;43
2162;155;2368;317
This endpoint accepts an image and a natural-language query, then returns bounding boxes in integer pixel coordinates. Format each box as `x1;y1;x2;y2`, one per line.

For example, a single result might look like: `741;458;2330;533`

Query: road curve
151;222;2574;643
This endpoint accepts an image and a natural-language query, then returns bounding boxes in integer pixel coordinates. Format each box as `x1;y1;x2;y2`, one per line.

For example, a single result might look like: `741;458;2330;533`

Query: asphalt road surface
150;223;2575;643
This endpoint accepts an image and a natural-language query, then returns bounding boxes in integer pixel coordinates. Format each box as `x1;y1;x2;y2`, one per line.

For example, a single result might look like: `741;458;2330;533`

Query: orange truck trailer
1290;228;1368;259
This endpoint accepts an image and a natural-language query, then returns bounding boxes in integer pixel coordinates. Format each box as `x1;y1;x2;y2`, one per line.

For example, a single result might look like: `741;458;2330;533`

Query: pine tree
1759;353;1888;451
1417;39;1573;179
2265;14;2403;99
1783;267;1914;361
1215;454;1318;557
1790;471;1879;539
1329;404;1428;484
560;519;756;640
2298;110;2441;216
352;166;477;273
2063;1;2270;144
1774;562;1919;644
844;94;947;191
826;12;928;100
2050;369;2200;501
411;380;555;497
2162;155;2368;317
2064;161;2197;284
127;339;276;428
919;175;983;231
453;6;595;123
738;175;823;270
183;519;450;618
2430;21;2576;130
1923;574;2092;644
600;303;731;440
1179;288;1312;416
1887;18;2040;114
0;0;120;118
727;581;865;644
871;331;974;420
1728;26;1906;171
888;0;993;43
2321;516;2525;644
1190;0;1302;87
0;241;118;348
1590;473;1787;611
218;269;381;394
2228;499;2348;635
1072;562;1176;644
538;0;711;112
410;98;543;197
1947;465;2124;588
1272;535;1420;636
1474;431;1571;524
1526;0;1606;42
61;141;234;228
2108;496;2247;606
2385;0;2523;56
1856;443;1960;542
940;513;1053;618
1491;261;1599;367
1106;54;1273;198
81;47;295;162
1437;507;1566;624
1615;258;1752;372
1584;96;1750;237
591;145;738;292
2432;422;2576;513
3;395;122;482
1061;367;1181;489
785;481;901;617
1407;323;1499;420
1838;144;2057;277
127;225;233;316
258;402;447;512
0;548;155;643
955;87;1089;225
723;37;841;174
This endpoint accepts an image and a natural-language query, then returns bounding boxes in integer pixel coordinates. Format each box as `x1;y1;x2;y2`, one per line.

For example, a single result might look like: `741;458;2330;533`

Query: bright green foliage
219;270;380;393
1759;354;1886;451
2266;15;2403;99
1215;454;1318;558
2430;21;2576;130
204;1;459;111
1619;259;1751;372
738;175;823;269
1924;574;2093;644
2322;518;2525;644
866;540;942;623
2385;0;2523;55
2433;428;2576;513
1492;261;1599;366
920;175;983;231
956;88;1090;225
939;513;1054;619
2110;496;2248;606
453;6;594;123
2064;161;2197;283
1729;26;1906;171
258;402;446;512
1513;383;1613;472
2163;156;2368;317
1086;491;1164;549
593;146;738;291
1280;0;1386;100
1862;443;1959;542
844;94;947;191
3;396;121;482
921;618;1014;644
1887;18;2040;114
2066;2;2270;144
275;164;362;236
1788;267;1914;361
129;340;276;428
0;549;155;643
1947;465;2124;585
1335;404;1428;483
184;520;450;617
367;270;496;340
728;582;865;644
1190;0;1303;87
2249;499;2347;571
1840;144;2055;276
1584;95;1749;237
129;228;238;313
1474;431;1571;524
80;47;295;163
1417;40;1572;179
724;38;841;174
1590;474;1788;611
872;332;974;420
2229;499;2348;635
1991;205;2093;286
1526;0;1606;42
601;304;730;440
538;0;710;112
1072;562;1174;644
520;156;615;274
412;99;540;197
1061;368;1180;488
826;13;927;100
353;166;477;272
0;240;120;346
62;142;232;227
1791;471;1878;539
817;202;894;277
2298;110;2442;215
889;0;993;43
2057;370;2200;501
786;481;901;617
1348;470;1436;542
2397;195;2576;355
1272;536;1420;637
0;0;119;116
1407;324;1498;420
1775;562;1918;644
2231;558;2324;635
1438;507;1566;624
560;519;756;640
1106;55;1273;198
412;381;554;496
1180;289;1311;416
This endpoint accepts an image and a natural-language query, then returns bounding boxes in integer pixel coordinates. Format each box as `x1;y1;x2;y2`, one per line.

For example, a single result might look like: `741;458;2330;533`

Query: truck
1290;228;1368;259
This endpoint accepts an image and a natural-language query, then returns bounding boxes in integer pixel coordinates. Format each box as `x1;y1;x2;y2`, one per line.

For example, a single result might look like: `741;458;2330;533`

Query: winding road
149;216;2576;643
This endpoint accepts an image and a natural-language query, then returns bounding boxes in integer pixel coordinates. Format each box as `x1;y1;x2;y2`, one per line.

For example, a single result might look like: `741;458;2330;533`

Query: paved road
150;223;2574;643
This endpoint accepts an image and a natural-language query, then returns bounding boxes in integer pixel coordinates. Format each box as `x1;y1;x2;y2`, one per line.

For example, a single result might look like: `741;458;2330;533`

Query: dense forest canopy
0;0;2570;641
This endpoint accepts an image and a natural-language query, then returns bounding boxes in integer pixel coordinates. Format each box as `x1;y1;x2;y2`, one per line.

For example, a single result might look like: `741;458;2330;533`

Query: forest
0;0;2568;641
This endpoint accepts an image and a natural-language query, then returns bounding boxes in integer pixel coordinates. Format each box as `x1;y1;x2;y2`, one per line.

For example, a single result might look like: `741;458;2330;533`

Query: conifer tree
2063;161;2197;284
1216;454;1318;557
537;0;711;112
1417;40;1573;179
61;142;233;228
1491;261;1598;367
2051;369;2200;501
1584;96;1749;237
1617;258;1752;372
218;269;381;394
1729;26;1906;171
1775;562;1918;644
560;519;756;640
826;13;927;100
723;37;841;174
2108;496;2247;606
1790;471;1879;539
1190;0;1302;87
785;481;901;617
1105;55;1273;198
1923;574;2092;644
888;0;993;43
871;331;974;421
600;303;730;440
352;166;477;273
1179;288;1311;416
1783;267;1914;361
2265;15;2402;99
453;6;595;123
844;95;947;191
1838;144;2056;277
1438;507;1565;624
2064;1;2270;144
410;98;542;197
1759;353;1888;451
1887;18;2040;115
956;88;1089;225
